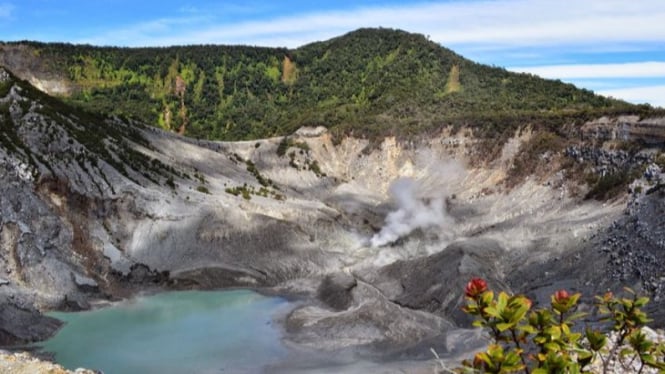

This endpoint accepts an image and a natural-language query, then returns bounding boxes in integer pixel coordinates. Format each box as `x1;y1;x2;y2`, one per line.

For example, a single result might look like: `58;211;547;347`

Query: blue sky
0;0;664;107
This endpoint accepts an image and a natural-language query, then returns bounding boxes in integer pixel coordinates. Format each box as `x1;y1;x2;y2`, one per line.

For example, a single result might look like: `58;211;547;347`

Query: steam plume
369;160;464;247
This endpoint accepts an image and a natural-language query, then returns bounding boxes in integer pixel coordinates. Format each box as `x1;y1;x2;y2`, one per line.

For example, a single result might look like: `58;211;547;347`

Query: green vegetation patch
585;169;636;200
245;159;274;187
306;159;325;177
224;183;284;201
655;152;665;169
7;28;659;144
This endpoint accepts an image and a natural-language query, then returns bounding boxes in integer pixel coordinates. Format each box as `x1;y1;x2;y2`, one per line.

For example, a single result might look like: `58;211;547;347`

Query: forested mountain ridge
0;28;654;141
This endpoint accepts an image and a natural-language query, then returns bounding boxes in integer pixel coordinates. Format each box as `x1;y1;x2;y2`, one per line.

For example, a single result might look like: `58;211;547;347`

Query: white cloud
598;85;665;108
80;0;665;48
508;62;665;79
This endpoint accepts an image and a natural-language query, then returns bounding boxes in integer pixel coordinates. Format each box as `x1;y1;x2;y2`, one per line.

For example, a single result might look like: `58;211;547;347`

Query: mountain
1;29;665;370
0;28;654;142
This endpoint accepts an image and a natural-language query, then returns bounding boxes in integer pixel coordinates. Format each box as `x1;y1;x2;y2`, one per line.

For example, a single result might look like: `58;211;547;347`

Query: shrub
276;136;309;157
224;185;251;200
224;183;284;201
245;159;272;187
585;170;632;200
656;153;665;169
276;136;290;157
457;279;665;373
308;159;325;177
293;140;310;152
194;172;206;184
196;185;210;194
288;151;298;169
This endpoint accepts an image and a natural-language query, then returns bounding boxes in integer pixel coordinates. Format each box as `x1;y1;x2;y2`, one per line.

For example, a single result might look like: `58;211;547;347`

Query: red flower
554;289;570;303
465;278;488;298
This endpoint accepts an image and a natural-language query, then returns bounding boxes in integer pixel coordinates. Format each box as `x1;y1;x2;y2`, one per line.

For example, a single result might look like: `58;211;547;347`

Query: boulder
363;238;507;326
0;297;62;346
317;272;357;310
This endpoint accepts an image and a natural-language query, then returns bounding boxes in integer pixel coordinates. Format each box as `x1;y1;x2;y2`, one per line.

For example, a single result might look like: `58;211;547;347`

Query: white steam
369;160;465;247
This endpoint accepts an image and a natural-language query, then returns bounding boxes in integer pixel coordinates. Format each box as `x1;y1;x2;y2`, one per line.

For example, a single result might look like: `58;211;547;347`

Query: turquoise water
40;290;291;374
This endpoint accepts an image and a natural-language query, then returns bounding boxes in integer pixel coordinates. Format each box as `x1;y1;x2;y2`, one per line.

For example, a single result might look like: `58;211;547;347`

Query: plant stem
511;329;530;374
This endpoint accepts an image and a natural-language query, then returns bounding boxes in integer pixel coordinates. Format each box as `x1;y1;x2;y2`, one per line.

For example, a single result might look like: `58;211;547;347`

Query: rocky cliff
582;115;665;144
0;66;664;366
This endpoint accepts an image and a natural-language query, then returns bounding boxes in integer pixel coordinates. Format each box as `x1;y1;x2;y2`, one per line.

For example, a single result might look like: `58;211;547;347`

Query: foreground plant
458;278;665;373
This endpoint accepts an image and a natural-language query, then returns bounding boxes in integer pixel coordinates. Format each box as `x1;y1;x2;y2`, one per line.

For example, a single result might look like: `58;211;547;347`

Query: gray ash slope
0;67;176;344
1;65;665;365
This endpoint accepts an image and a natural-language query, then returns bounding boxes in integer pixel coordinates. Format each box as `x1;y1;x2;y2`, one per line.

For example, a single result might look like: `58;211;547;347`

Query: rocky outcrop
0;45;73;96
0;351;96;374
282;238;506;356
597;187;665;319
581;115;665;144
286;279;456;353
363;238;507;326
0;298;62;346
565;146;654;175
317;272;357;310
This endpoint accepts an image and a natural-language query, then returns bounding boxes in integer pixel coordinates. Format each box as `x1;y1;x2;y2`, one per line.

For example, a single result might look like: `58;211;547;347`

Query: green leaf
475;351;493;367
577;350;593;367
546;325;562;340
544;342;561;352
534;336;547;345
503;351;524;368
472;320;485;328
517;324;536;334
564;311;587;323
496;322;515;332
569;292;581;305
561;323;571;335
619;347;634;357
568;362;581;374
585;328;607;351
483;306;501;318
568;332;582;344
481;290;494;305
497;291;509;311
509;303;530;323
635;313;652;325
634;296;649;307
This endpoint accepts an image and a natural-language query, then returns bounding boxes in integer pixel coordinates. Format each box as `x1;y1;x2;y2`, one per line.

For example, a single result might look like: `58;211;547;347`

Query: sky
0;0;664;108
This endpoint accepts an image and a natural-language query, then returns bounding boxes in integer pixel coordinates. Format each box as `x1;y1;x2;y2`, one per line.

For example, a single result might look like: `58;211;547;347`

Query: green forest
2;28;657;141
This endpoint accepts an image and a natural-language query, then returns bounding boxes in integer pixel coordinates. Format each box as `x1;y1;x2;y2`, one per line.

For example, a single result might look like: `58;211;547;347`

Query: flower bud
554;289;570;303
465;278;488;298
552;289;579;314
